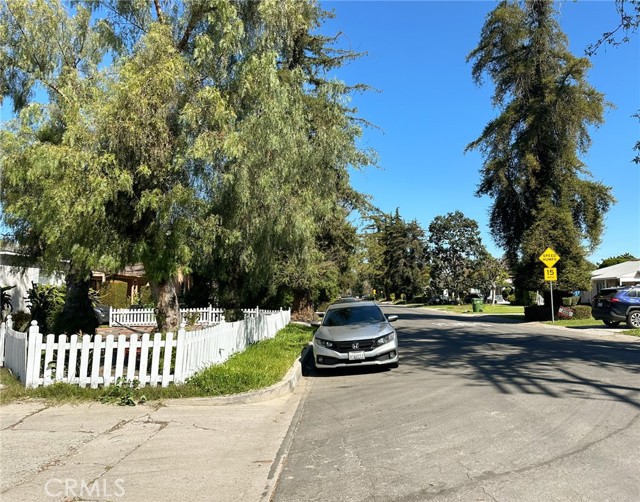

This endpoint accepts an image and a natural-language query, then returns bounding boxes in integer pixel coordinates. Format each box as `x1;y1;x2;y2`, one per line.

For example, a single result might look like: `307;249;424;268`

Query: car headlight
375;332;395;346
315;337;335;348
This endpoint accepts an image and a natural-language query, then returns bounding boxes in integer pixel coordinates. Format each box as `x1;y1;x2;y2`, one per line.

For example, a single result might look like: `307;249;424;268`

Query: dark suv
591;287;640;328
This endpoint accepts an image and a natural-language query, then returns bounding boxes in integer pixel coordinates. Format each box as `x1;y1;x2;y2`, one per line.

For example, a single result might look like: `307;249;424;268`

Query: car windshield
322;306;386;327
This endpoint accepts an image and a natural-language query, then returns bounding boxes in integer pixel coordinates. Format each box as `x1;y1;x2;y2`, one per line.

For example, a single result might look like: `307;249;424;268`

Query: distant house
90;264;149;304
0;247;66;312
581;260;640;304
1;243;149;311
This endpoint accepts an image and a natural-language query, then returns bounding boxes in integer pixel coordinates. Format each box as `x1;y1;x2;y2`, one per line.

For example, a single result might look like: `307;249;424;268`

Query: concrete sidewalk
1;365;308;501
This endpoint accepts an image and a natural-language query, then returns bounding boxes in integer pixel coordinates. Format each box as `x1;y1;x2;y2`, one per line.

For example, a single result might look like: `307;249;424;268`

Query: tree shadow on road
395;315;640;409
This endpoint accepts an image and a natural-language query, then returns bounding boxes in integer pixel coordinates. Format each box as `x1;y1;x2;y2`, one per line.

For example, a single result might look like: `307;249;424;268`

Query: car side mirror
310;321;322;327
315;311;325;318
387;315;398;322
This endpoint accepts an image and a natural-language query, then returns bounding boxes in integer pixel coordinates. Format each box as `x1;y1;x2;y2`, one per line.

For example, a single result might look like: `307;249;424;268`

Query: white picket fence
0;308;290;388
109;305;278;327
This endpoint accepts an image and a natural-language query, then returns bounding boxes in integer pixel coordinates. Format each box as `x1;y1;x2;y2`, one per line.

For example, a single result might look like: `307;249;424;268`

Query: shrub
26;283;66;334
10;310;31;331
223;308;245;322
572;305;592;319
99;281;128;308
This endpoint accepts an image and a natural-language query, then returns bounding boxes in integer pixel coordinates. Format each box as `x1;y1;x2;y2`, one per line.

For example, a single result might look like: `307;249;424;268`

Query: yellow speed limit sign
544;267;557;281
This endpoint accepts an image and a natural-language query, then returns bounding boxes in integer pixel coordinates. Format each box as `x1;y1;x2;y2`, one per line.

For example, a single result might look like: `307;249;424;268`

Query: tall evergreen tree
366;210;427;301
466;0;614;293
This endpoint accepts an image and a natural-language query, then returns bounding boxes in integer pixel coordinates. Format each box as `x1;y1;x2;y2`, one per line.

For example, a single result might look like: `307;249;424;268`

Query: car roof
331;297;360;305
326;300;377;311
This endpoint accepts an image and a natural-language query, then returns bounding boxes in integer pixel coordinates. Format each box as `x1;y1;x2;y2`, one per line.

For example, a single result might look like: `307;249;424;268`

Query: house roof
591;260;640;283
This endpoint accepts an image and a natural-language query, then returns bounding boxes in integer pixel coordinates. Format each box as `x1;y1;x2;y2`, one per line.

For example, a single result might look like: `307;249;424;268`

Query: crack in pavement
2;403;50;430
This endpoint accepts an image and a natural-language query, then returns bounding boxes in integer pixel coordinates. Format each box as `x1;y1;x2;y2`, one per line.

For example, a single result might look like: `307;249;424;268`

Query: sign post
539;248;560;323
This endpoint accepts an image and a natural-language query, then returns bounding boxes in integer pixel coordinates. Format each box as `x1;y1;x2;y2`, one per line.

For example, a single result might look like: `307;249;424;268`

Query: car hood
315;323;393;341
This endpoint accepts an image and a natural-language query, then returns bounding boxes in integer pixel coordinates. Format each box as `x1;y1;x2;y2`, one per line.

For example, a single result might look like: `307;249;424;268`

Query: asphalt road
273;306;640;502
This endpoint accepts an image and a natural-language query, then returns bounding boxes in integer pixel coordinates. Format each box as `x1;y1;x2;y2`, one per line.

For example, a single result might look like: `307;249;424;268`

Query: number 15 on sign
544;267;557;281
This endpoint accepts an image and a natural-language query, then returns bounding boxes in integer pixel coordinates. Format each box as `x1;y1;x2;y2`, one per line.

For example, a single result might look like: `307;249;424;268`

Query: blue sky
320;0;639;265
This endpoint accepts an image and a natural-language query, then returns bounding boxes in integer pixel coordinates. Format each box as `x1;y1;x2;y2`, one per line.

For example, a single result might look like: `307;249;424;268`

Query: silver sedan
312;301;399;369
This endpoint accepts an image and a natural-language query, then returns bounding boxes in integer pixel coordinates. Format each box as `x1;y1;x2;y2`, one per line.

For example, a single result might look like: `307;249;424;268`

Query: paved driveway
273;307;640;501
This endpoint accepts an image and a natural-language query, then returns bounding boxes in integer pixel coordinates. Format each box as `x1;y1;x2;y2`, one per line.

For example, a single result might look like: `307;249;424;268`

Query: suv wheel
603;320;621;327
626;311;640;329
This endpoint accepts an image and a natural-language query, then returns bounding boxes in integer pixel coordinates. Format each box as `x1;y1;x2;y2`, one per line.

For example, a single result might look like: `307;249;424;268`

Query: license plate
597;302;602;307
348;351;365;361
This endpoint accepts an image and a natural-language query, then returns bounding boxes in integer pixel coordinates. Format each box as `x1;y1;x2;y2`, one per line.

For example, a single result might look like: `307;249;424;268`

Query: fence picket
43;334;55;385
174;327;185;384
79;335;91;387
90;335;102;388
149;333;162;386
67;334;79;384
103;335;114;387
162;332;174;387
114;335;126;382
139;333;150;385
126;334;138;382
55;335;67;382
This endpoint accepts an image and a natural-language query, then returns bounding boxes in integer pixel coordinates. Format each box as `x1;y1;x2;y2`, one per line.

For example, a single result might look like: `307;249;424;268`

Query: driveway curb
162;345;312;407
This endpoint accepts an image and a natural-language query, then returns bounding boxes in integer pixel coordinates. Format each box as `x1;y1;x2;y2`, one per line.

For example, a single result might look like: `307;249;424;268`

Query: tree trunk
152;279;180;331
291;288;315;322
62;268;98;336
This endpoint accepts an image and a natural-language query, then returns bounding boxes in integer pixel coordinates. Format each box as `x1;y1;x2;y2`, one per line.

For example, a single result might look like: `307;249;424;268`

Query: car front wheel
626;311;640;329
603;320;621;327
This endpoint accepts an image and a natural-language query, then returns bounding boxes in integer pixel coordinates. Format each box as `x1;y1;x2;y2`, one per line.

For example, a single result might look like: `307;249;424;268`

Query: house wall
0;265;65;312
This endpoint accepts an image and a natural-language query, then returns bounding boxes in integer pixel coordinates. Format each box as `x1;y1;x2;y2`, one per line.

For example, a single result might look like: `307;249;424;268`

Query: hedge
525;304;592;321
99;281;128;308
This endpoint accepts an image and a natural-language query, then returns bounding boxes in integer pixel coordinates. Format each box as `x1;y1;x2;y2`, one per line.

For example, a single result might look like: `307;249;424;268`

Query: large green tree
597;253;638;269
1;0;373;330
366;210;428;301
0;0;125;333
466;0;615;293
427;211;485;300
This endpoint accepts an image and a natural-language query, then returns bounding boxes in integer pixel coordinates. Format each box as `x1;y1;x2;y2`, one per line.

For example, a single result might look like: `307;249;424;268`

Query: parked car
94;304;111;325
312;301;399;369
464;293;482;304
591;286;640;328
331;296;360;304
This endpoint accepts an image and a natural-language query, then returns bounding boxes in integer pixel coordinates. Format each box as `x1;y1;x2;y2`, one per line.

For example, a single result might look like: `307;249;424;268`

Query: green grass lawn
543;318;603;328
0;324;314;406
543;318;640;337
421;304;525;315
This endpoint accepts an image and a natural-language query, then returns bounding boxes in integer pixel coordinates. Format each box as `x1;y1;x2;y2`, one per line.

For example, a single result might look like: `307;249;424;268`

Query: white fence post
25;321;40;388
174;322;186;384
0;316;7;366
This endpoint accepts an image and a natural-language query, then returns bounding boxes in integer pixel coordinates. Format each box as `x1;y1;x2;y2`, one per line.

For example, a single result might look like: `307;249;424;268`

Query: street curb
532;321;640;340
162;345;312;407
